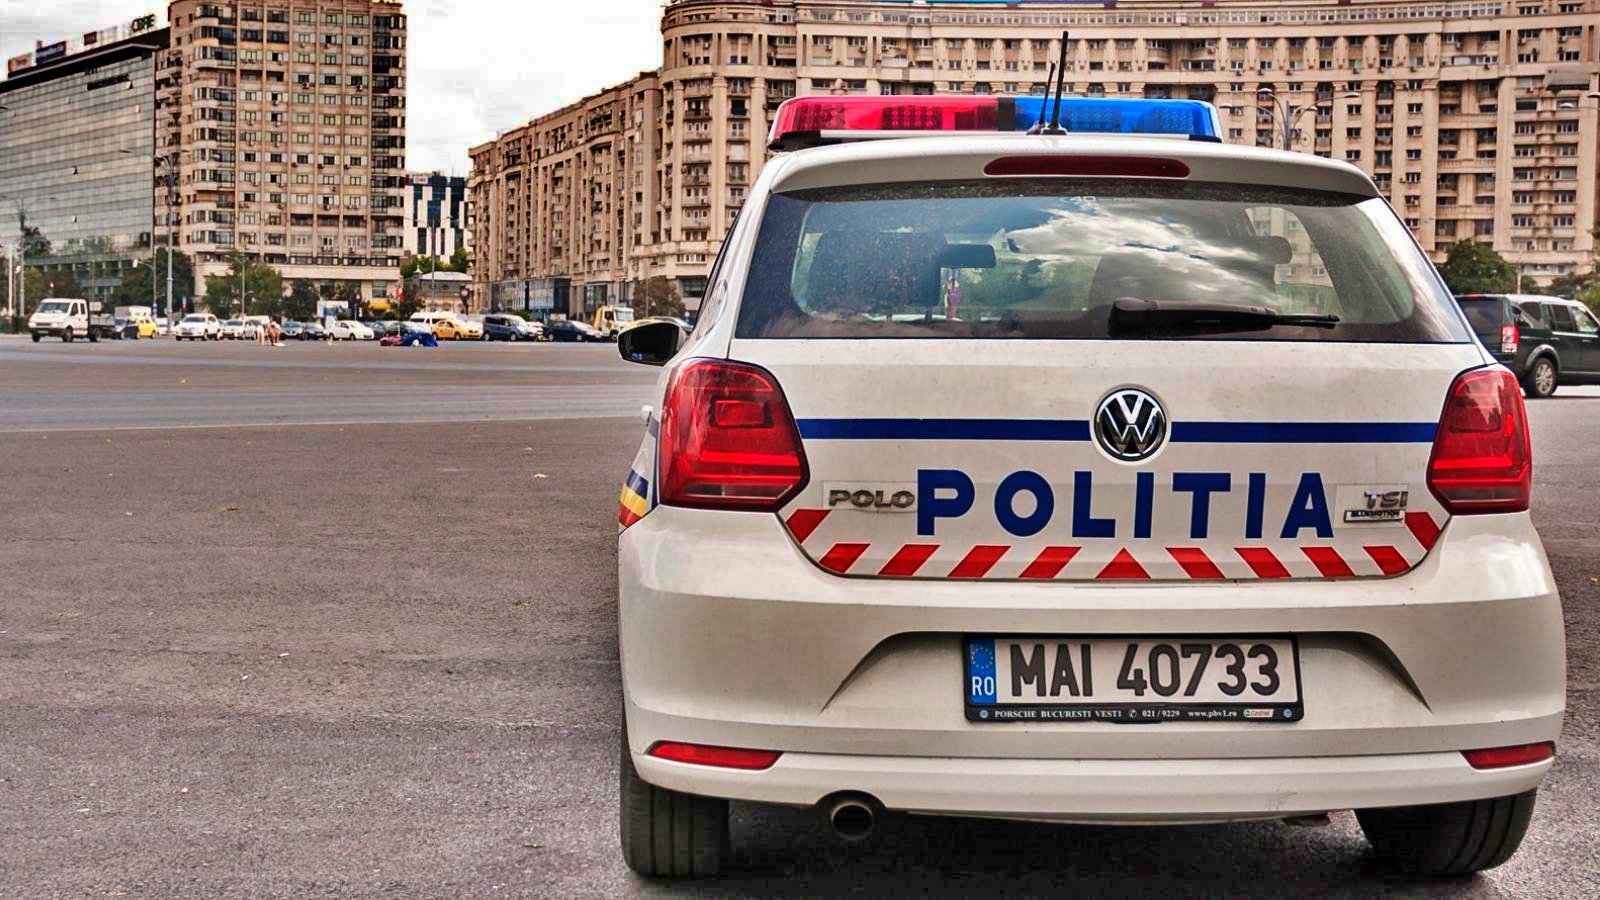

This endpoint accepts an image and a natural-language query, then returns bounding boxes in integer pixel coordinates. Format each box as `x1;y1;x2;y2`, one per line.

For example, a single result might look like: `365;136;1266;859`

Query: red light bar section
771;96;1000;146
1462;742;1555;770
984;156;1192;179
647;741;782;771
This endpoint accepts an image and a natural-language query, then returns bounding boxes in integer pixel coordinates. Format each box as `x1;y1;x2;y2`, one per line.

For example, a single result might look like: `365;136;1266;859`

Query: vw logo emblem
1094;388;1168;462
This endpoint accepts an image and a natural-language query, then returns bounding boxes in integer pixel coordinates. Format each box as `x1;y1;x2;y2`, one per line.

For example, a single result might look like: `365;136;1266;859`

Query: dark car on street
483;313;541;341
301;321;328;340
1456;294;1600;398
542;319;600;342
110;318;141;340
279;321;306;340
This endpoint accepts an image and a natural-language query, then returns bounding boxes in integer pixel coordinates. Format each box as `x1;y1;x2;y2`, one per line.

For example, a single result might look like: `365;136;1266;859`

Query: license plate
965;636;1303;724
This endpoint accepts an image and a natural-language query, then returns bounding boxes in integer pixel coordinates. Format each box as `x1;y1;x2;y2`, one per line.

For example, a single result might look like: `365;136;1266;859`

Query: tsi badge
826;483;917;513
1340;485;1410;523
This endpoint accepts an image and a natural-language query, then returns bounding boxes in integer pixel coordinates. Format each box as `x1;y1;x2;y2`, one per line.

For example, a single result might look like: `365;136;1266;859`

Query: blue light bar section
1011;97;1221;140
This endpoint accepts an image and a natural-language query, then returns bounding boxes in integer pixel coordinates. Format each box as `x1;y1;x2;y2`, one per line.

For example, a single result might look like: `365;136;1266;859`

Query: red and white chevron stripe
781;508;1443;581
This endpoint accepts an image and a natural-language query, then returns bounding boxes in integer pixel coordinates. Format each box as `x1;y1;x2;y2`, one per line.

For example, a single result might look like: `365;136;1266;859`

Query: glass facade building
0;29;169;303
403;171;469;260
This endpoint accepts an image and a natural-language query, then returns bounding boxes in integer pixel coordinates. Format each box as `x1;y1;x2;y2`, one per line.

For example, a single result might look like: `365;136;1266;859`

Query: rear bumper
635;749;1552;823
620;506;1564;816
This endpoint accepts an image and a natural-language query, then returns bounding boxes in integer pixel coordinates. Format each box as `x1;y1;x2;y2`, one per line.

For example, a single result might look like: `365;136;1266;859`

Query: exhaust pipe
825;795;878;843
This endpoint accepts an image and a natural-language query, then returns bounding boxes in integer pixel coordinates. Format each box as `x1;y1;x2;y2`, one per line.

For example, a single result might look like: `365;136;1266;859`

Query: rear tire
1358;790;1537;876
619;728;727;878
1523;357;1558;399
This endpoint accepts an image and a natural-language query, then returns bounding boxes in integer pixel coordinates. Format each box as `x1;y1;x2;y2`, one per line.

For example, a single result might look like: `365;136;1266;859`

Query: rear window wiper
1110;297;1341;333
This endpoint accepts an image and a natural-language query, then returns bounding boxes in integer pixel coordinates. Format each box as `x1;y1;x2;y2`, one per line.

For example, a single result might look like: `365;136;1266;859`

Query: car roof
764;133;1380;198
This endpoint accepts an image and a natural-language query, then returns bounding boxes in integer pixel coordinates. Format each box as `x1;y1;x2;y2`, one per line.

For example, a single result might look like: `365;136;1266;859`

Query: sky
0;0;666;174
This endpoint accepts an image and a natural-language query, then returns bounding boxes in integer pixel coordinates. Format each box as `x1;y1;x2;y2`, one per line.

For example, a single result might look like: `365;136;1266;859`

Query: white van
28;298;93;343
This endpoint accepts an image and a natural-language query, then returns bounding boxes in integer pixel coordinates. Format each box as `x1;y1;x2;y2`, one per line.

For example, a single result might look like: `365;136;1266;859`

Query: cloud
0;0;664;174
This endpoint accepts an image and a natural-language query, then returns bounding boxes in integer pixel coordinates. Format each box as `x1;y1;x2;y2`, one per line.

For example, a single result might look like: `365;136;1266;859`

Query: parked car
1456;294;1600;398
483;313;542;342
460;315;486;340
173;313;221;341
409;311;475;340
113;311;160;338
543;319;602;342
329;319;375;341
219;319;248;340
432;318;467;340
302;321;328;340
360;320;388;339
110;318;142;340
279;321;306;340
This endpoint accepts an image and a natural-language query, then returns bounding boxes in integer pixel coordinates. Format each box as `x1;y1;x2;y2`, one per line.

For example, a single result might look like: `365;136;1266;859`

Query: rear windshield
736;179;1469;343
1457;297;1507;334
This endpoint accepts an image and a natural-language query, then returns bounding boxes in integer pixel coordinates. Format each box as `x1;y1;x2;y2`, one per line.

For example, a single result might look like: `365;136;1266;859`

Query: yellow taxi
430;317;465;340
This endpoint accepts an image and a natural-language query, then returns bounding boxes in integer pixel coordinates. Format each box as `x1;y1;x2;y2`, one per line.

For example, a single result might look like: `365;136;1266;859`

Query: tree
1437;240;1517;295
19;219;51;259
203;251;283;318
36;266;84;300
283;281;320;321
628;276;684;318
400;254;448;279
448;246;471;273
107;249;195;312
393;286;422;321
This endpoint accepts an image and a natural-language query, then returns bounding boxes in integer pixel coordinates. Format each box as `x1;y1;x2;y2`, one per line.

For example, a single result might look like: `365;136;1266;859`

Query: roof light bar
769;96;1222;151
1013;96;1221;141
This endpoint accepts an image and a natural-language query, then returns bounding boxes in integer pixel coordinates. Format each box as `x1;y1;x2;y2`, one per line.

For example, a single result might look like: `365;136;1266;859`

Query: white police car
613;94;1563;878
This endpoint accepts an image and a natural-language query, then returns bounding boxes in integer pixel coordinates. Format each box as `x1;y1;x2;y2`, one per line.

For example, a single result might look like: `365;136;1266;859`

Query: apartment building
402;171;469;260
160;0;408;303
470;0;1600;316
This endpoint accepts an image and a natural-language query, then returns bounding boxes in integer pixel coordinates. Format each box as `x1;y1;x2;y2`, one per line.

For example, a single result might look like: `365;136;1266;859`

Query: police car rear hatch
718;139;1523;582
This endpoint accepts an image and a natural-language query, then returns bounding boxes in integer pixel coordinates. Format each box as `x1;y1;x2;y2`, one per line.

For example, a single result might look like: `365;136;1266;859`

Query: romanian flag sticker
618;469;650;528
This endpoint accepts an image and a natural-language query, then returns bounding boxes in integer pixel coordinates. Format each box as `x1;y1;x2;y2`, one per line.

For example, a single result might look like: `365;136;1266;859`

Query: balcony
1439;111;1498;128
1438;158;1498;171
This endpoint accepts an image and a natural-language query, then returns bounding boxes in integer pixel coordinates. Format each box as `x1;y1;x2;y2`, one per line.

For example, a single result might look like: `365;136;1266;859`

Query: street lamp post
1;199;28;333
1226;89;1361;151
121;148;181;324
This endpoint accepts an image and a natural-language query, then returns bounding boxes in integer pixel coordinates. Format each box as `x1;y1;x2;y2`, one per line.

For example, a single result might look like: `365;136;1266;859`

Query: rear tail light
659;359;809;511
1462;742;1554;770
1426;368;1531;514
647;741;782;771
1500;323;1520;355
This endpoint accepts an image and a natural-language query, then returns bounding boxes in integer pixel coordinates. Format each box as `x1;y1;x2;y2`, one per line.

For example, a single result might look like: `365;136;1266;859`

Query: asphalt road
0;338;1596;898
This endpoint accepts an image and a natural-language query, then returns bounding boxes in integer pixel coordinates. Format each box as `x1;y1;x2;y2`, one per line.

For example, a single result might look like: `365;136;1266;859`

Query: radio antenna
1027;62;1058;134
1048;31;1070;132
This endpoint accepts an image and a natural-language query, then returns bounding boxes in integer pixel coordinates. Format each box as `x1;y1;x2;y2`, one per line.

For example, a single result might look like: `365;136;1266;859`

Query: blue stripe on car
795;419;1437;444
